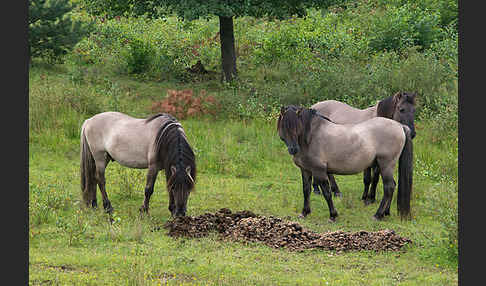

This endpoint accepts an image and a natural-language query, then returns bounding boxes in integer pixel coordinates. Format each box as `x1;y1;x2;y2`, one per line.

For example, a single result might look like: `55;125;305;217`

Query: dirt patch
163;208;412;252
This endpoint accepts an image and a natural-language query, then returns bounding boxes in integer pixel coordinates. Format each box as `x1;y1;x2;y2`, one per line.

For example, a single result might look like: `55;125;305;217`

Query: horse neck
376;96;396;119
299;112;334;147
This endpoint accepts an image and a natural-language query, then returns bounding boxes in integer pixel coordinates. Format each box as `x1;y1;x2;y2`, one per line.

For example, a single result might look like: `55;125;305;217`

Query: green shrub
366;4;442;53
123;38;155;74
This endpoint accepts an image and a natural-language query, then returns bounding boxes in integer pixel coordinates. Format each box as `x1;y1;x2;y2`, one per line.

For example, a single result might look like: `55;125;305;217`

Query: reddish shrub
150;89;219;119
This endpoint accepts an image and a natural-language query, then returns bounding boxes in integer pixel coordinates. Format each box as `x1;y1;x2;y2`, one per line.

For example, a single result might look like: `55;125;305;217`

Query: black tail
397;126;413;219
80;125;97;208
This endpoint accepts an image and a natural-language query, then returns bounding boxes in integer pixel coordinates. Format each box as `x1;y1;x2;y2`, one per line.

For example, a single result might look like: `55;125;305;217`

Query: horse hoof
313;190;321;195
364;199;375;205
334;192;342;198
372;215;383;221
328;217;337;223
298;213;307;219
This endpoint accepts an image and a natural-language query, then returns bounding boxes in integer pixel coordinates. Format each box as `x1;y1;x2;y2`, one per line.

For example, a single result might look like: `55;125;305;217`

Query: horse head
167;163;196;217
378;92;417;139
392;92;416;139
277;105;315;155
155;118;197;218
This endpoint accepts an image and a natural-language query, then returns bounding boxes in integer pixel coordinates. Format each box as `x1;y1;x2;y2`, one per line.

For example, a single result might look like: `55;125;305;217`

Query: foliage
151;89;219;119
29;0;92;63
123;38;155;74
80;0;346;19
365;3;442;53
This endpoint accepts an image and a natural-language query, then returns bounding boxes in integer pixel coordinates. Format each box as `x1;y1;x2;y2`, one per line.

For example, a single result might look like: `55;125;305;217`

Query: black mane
376;95;396;118
153;116;196;193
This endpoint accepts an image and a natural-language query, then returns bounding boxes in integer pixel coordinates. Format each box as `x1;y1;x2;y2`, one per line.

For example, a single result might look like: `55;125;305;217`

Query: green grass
29;63;457;285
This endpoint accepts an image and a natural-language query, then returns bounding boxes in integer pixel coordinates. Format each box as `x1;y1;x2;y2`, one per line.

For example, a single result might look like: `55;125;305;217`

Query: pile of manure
162;208;411;252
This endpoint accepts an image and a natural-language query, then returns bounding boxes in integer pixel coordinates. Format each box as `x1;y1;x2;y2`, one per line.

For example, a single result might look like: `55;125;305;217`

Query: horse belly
112;154;149;169
105;135;151;169
326;147;376;175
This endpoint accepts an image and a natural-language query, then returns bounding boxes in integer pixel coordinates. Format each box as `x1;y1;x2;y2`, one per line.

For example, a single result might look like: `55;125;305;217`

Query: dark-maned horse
311;92;416;204
80;112;196;217
277;105;413;221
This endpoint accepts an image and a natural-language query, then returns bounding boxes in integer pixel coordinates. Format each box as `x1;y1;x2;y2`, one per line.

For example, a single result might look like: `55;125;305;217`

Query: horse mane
376;94;397;118
278;106;335;146
377;92;417;118
153;116;196;193
145;113;174;123
277;105;299;132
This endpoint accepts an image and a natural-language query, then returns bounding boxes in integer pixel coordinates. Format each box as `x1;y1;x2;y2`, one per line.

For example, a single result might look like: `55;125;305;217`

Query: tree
82;0;340;82
29;0;91;64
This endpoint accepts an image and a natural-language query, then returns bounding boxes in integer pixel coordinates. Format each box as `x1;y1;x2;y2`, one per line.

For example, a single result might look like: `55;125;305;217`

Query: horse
80;112;196;217
277;105;413;221
310;92;416;205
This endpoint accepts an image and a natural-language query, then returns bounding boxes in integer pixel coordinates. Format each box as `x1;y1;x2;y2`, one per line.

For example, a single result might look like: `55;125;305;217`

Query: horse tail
80;124;96;208
397;125;413;219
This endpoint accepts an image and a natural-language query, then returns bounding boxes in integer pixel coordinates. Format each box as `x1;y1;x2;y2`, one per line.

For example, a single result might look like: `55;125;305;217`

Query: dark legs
313;174;341;197
316;178;338;222
95;156;113;214
302;169;338;222
329;174;342;197
139;166;159;214
299;169;313;218
362;165;380;205
374;167;395;220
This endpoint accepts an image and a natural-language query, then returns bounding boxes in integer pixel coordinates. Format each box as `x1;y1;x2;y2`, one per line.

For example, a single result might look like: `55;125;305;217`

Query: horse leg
318;176;338;222
168;191;175;216
373;166;395;220
95;160;113;214
361;167;371;203
312;176;321;195
139;166;159;214
328;174;342;197
298;169;313;218
368;165;381;205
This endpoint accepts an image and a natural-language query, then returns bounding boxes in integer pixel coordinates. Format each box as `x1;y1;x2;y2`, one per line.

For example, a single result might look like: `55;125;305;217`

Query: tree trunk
219;16;237;82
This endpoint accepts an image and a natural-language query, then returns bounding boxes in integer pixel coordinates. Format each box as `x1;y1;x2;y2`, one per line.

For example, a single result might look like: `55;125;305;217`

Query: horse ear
185;166;191;175
394;92;402;101
170;165;177;176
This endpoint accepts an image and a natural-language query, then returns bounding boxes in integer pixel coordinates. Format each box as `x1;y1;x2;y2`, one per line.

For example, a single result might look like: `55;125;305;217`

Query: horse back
356;117;406;160
82;112;165;169
311;100;377;124
305;117;404;175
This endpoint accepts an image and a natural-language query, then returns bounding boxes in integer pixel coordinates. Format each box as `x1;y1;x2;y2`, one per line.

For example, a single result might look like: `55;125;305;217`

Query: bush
151;89;219;119
123;38;155;74
366;4;442;53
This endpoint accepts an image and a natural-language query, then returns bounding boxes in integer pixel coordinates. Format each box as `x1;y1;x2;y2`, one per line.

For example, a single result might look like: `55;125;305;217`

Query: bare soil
163;208;412;252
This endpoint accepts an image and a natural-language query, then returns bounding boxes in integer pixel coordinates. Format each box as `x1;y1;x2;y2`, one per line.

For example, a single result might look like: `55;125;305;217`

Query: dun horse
80;112;196;217
311;92;416;204
277;105;413;221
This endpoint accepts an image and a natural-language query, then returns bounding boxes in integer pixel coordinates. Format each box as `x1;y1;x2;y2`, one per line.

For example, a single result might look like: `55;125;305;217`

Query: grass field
29;64;458;285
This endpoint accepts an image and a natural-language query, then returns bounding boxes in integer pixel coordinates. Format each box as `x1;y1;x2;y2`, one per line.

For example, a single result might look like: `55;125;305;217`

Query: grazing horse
277;105;413;221
311;92;416;204
80;112;196;217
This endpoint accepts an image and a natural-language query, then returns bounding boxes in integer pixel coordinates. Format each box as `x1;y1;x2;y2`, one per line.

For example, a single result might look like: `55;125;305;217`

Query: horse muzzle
288;145;300;155
173;208;186;217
